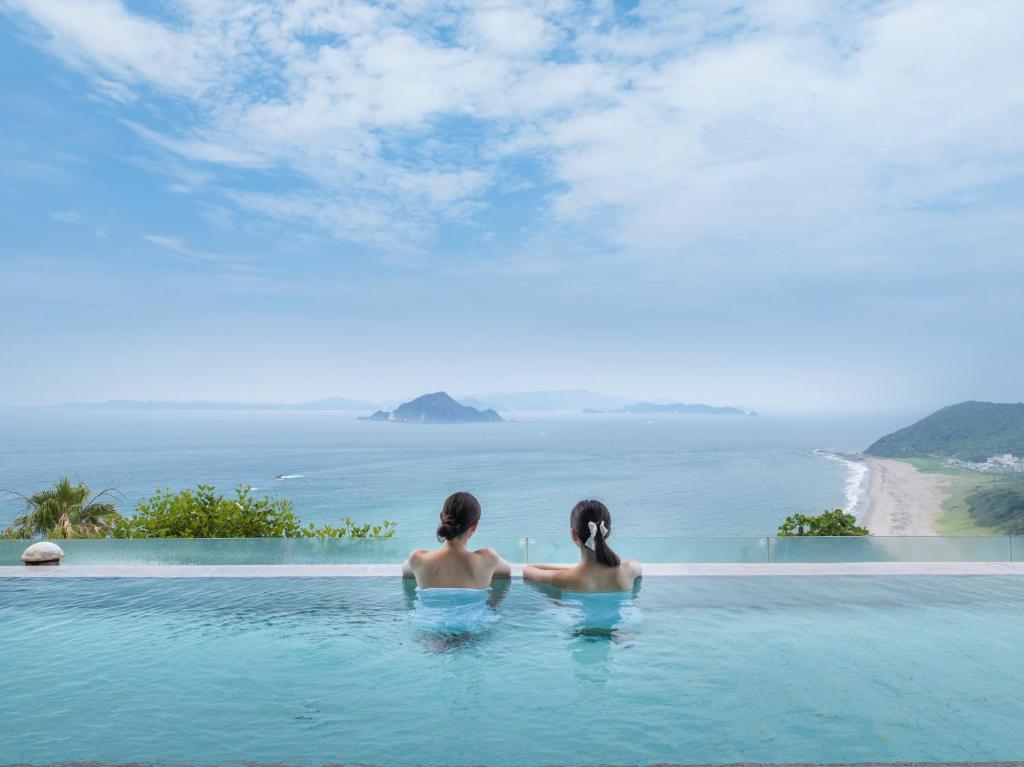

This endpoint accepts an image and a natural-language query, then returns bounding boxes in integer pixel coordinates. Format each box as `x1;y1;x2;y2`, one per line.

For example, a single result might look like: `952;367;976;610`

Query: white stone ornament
21;541;65;566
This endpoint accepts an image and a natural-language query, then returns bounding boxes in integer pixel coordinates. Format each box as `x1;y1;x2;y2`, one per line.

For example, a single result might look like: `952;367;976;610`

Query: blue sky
1;0;1022;413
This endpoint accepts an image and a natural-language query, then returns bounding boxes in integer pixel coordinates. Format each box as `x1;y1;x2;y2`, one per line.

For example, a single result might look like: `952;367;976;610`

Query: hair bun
436;491;482;542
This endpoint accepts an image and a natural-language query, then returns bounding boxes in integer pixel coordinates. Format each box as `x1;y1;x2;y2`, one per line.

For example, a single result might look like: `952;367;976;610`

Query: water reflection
523;581;643;684
404;578;510;653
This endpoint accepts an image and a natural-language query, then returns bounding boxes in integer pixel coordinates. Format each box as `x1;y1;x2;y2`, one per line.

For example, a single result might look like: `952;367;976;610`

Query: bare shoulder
473;546;501;563
474;547;511;578
623;560;642;581
402;548;430;579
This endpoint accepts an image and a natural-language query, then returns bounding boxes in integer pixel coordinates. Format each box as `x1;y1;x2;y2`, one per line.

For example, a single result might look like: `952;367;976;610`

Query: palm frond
3;476;124;539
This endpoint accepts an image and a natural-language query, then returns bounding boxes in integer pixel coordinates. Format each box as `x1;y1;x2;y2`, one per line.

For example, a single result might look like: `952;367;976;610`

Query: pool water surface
2;576;1023;766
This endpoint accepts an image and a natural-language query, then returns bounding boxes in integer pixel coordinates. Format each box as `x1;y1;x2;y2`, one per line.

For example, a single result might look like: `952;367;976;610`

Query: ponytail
570;499;621;567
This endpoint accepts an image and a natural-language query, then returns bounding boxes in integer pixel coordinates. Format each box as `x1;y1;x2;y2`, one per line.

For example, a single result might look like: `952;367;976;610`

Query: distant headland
866;400;1024;462
363;392;503;424
859;401;1024;538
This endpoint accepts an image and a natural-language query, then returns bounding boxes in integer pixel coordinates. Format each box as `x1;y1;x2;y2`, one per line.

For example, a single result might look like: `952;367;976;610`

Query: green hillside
866;401;1024;462
966;482;1024;534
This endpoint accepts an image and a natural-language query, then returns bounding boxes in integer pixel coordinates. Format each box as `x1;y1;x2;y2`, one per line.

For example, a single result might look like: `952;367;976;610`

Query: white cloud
4;0;209;94
49;210;83;223
463;5;555;56
143;235;192;255
123;122;269;168
143;234;248;266
6;0;1023;266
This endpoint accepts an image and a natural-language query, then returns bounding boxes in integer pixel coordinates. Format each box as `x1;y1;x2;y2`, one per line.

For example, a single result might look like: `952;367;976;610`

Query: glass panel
0;537;530;566
38;538;290;565
0;541;26;566
769;535;1013;563
283;536;529;565
526;537;770;563
2;536;1018;566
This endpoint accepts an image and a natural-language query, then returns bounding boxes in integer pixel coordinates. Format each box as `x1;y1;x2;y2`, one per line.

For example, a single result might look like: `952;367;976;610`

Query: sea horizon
0;408;903;538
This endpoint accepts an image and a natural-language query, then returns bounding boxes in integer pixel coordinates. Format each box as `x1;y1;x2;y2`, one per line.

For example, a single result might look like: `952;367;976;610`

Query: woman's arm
523;564;568;583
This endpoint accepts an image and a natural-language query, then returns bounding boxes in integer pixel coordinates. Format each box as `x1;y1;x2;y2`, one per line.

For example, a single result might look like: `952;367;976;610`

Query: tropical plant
2;476;123;539
777;508;869;536
113;485;396;539
300;518;398;538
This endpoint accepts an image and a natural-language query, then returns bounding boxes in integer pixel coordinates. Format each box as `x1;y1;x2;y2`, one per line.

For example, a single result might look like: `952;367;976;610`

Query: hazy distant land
585;402;756;416
56;389;753;416
58;397;388;411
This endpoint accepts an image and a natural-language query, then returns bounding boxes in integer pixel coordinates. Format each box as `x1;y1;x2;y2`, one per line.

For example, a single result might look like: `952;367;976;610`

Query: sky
0;0;1021;414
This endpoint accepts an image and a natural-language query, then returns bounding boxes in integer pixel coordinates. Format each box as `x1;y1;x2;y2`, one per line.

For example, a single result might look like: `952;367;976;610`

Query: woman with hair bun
402;491;511;589
524;499;641;592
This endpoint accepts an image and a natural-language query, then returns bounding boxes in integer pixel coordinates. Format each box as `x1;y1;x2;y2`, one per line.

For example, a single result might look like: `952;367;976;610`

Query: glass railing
527;536;769;563
767;535;1016;563
0;537;525;566
4;535;1024;566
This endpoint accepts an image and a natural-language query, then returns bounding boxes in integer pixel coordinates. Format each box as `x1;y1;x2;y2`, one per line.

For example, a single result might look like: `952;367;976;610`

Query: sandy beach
859;456;953;535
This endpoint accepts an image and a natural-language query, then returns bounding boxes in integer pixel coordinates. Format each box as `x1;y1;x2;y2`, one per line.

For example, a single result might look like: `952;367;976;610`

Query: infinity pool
2;576;1023;766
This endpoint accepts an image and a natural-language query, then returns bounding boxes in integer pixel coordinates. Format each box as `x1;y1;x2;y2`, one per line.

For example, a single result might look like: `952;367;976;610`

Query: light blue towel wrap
411;587;499;633
558;590;642;632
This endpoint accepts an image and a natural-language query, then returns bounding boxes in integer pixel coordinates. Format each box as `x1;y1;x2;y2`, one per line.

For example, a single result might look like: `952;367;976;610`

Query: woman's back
402;491;511;589
405;546;505;589
535;560;640;593
523;498;642;593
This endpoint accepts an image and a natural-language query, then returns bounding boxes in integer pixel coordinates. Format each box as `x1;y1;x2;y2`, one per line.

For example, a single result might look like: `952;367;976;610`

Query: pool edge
5;562;1024;578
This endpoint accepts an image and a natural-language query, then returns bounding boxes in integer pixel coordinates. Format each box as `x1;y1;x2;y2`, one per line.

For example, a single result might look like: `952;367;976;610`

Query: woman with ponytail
402;491;511;589
524;499;641;592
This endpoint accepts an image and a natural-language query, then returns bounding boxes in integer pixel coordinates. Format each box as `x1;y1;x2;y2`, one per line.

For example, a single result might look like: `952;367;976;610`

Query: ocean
0;409;903;537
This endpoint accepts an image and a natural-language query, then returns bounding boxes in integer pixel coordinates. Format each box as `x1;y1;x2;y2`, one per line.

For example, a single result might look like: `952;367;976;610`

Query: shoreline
814;449;871;519
857;456;955;535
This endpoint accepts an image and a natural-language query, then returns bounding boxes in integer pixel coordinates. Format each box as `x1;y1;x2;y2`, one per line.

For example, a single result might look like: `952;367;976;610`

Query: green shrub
113;485;396;539
114;485;300;538
777;508;869;536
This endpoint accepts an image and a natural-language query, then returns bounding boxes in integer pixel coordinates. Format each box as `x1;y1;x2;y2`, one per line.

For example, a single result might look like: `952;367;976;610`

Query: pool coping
5;562;1024;578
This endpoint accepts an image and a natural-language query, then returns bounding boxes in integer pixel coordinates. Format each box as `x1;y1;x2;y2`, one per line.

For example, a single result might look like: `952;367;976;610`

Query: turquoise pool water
2;576;1023;766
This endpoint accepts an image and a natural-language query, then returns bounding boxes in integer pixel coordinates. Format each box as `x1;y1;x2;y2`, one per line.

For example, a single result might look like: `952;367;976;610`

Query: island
363;392;503;424
859;401;1024;536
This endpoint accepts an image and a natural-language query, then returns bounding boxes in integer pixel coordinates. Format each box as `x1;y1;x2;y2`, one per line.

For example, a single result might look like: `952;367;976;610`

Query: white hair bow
584;520;609;550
